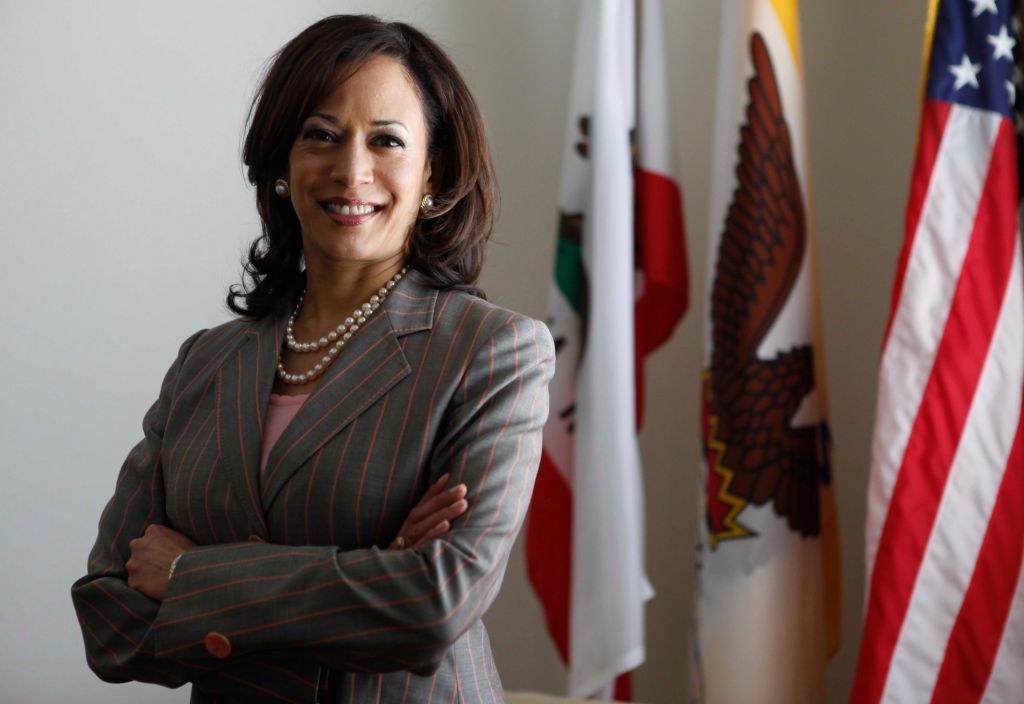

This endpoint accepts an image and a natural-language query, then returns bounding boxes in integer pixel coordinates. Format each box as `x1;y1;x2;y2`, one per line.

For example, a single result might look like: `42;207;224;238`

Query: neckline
269;392;310;406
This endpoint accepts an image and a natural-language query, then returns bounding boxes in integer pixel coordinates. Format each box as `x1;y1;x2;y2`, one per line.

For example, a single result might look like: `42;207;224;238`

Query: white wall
0;2;923;702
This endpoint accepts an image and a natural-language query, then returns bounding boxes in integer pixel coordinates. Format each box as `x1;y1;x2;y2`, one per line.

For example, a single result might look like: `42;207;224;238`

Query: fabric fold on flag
526;0;688;697
692;2;838;702
852;2;1024;702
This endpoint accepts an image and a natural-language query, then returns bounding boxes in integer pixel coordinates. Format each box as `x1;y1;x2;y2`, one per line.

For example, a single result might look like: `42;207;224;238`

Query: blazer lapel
215;310;284;539
259;273;437;508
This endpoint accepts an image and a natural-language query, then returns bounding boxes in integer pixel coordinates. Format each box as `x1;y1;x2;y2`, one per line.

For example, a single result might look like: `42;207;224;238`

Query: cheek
392;167;427;205
287;149;329;188
285;147;301;183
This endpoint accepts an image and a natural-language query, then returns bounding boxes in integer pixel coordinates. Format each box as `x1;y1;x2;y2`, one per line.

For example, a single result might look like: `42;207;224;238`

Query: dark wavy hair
228;15;498;318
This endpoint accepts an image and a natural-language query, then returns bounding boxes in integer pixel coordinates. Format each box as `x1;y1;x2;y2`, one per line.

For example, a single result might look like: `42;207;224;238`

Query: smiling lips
320;199;382;226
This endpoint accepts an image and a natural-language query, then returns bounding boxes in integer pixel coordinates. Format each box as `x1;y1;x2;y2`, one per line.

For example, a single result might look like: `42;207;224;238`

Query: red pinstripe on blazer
71;271;555;703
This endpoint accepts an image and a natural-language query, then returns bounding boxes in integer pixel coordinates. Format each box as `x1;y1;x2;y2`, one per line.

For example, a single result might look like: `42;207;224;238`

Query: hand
390;473;468;549
127;524;196;601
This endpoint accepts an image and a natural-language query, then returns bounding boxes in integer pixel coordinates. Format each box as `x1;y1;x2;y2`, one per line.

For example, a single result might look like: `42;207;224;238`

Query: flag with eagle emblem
692;2;839;702
525;0;688;698
852;1;1024;701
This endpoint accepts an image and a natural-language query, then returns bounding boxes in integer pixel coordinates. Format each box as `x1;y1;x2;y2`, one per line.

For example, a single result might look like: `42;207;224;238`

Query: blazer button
204;632;232;659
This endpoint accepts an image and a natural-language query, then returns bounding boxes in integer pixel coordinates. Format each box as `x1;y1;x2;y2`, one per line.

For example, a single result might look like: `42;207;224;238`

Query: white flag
693;2;839;702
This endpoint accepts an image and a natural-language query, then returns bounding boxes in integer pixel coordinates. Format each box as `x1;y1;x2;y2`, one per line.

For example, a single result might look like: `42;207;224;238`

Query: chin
301;221;409;267
311;244;406;268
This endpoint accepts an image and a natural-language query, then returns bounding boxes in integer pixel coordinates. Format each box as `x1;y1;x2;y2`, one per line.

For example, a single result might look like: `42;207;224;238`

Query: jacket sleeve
149;314;555;673
71;330;218;687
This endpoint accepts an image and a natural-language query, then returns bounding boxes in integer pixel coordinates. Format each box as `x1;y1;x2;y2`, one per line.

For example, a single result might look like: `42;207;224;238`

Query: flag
525;0;688;697
851;1;1024;701
692;2;839;702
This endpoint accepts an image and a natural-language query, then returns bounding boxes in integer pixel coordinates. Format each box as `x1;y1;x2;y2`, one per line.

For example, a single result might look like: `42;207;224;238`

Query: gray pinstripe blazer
71;271;554;703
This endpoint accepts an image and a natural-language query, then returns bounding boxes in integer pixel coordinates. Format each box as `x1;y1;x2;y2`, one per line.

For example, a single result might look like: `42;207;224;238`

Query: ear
422;158;434;194
421;153;442;195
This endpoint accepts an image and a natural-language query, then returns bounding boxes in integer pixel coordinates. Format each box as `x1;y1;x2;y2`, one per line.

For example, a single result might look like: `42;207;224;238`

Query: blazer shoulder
435;289;554;362
168;316;254;379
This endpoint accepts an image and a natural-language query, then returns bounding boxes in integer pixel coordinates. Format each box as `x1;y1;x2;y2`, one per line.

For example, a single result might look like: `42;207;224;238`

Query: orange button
203;632;232;659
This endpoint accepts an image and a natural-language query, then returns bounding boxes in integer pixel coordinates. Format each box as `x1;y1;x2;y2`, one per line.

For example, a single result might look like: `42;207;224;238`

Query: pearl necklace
276;267;406;385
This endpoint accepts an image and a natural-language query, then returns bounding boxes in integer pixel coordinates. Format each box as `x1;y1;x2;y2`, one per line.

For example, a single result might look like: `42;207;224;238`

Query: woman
71;15;554;703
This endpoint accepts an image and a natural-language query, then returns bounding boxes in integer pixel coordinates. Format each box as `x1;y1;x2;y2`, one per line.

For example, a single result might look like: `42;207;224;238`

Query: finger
421;473;451;502
440;498;468;523
412;475;451;513
414;494;468;530
411;520;451;548
392;520;412;546
431;472;451;490
126;559;139;587
410;483;468;522
405;490;448;526
408;499;467;540
446;483;467;499
405;478;446;522
402;479;464;539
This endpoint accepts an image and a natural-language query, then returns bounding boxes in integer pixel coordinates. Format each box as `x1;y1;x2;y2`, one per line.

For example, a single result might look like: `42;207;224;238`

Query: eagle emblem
703;32;829;548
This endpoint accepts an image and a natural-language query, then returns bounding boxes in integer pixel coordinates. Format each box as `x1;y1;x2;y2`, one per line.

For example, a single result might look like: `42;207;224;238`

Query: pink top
260;393;309;475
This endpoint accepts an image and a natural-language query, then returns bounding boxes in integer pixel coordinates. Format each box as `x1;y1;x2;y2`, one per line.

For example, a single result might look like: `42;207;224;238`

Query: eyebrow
309;113;408;131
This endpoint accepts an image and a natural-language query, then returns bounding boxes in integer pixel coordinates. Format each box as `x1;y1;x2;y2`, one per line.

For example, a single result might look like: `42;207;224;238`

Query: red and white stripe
852;98;1024;702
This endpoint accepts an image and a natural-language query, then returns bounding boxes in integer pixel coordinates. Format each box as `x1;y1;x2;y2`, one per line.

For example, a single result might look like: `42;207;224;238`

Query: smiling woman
286;57;433;268
70;14;553;703
235;15;498;323
276;56;436;388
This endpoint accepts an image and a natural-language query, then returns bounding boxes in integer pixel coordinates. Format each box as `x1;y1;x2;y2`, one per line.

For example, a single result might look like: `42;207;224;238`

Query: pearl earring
420;194;434;213
274;179;290;198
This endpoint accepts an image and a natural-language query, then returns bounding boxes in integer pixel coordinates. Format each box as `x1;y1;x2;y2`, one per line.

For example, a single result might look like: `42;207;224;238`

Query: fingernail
456;499;468;510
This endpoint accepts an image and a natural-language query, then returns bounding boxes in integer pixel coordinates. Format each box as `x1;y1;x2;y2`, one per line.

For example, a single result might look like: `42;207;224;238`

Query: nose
329;140;373;187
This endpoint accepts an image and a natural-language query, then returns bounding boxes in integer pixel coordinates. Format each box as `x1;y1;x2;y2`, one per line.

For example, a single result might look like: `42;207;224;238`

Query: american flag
851;1;1024;701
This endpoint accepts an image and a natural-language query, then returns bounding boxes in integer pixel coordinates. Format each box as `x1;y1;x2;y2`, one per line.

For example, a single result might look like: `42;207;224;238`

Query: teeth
325;202;375;216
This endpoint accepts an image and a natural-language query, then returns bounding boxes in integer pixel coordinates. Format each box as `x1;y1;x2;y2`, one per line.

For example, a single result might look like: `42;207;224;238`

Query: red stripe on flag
851;118;1019;704
525;451;572;663
613;672;633;701
931;402;1024;703
883;100;953;347
634;168;688;423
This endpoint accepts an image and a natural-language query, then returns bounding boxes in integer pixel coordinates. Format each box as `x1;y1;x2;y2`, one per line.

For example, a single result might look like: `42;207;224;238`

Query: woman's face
286;55;433;269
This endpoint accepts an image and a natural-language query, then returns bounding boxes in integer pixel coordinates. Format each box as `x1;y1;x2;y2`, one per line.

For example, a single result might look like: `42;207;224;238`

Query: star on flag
949;53;983;90
970;0;998;17
988;24;1016;61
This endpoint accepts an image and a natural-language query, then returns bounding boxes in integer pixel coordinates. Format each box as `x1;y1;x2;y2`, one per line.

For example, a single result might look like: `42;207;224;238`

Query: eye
302;127;337;143
372;133;405;148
